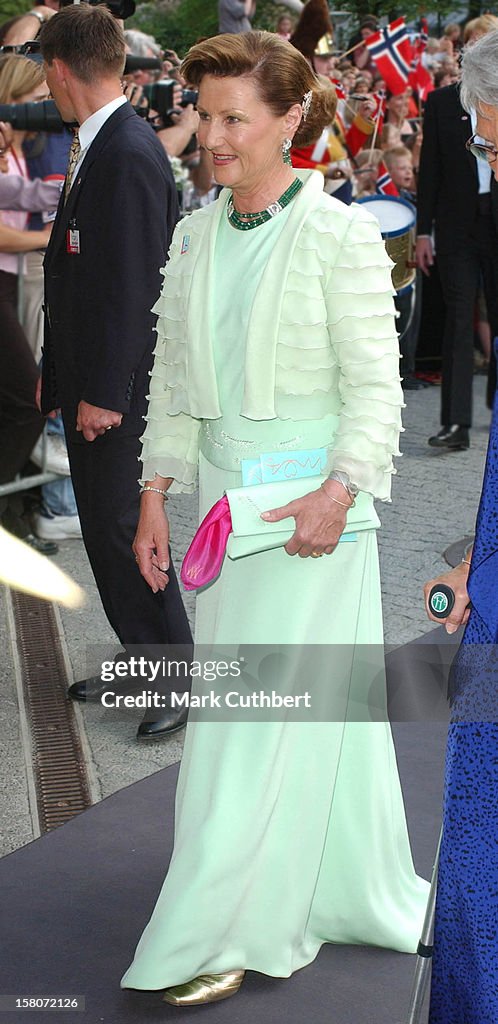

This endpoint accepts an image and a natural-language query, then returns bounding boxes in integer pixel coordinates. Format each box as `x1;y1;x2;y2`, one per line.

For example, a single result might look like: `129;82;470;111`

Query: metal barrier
0;253;63;498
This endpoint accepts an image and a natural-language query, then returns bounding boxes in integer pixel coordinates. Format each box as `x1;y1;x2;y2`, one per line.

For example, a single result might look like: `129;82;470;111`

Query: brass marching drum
357;194;416;294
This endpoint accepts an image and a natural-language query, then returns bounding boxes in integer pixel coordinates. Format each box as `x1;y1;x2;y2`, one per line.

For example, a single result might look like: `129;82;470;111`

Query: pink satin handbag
180;496;232;591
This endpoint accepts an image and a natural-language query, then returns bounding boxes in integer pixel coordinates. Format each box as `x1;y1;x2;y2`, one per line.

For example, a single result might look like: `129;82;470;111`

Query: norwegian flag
371;89;387;134
409;61;434;102
365;17;414;95
409;18;433;102
372;89;387;116
346;120;370;157
376;160;400;196
331;77;346;101
414;16;429;55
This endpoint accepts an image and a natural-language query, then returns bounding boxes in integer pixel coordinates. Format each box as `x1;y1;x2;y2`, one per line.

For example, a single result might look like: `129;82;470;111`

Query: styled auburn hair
181;31;337;147
0;53;46;105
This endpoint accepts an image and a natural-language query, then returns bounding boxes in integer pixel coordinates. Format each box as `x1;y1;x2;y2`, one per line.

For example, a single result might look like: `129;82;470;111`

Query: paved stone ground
380;377;488;645
0;376;490;855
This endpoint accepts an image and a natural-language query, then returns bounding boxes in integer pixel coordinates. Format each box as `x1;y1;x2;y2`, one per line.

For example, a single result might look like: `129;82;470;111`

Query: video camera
142;81;198;127
0;97;62;132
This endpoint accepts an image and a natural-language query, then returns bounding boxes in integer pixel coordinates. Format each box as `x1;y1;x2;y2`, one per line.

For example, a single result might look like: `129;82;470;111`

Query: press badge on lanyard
66;219;80;255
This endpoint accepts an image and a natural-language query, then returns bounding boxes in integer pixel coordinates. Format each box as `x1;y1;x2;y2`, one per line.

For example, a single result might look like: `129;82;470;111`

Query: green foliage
0;0;31;26
127;0;469;57
130;0;301;55
129;0;217;55
252;0;294;32
330;0;462;28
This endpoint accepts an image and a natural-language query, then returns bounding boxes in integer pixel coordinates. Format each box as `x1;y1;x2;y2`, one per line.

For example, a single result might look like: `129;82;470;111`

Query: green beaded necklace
227;177;303;231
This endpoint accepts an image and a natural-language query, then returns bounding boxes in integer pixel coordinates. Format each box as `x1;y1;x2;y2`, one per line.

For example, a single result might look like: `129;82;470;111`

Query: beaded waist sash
199;415;340;473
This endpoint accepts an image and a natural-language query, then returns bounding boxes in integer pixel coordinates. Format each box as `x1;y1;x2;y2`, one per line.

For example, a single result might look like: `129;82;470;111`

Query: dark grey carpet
0;721;447;1024
443;535;474;568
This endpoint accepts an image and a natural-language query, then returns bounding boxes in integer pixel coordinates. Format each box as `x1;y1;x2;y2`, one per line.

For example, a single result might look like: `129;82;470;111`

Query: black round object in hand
428;584;455;619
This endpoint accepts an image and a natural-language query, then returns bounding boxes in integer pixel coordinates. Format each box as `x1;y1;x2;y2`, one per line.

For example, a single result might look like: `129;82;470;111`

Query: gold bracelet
320;483;354;509
140;485;169;500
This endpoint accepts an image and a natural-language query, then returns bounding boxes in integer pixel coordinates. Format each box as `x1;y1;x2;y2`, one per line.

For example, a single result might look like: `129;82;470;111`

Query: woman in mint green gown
121;31;428;1006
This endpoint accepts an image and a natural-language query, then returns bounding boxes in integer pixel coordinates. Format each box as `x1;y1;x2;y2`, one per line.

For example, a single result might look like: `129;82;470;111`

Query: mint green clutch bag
225;477;380;560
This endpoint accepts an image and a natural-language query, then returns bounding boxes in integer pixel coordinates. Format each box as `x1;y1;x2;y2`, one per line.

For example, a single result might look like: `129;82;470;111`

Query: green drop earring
282;138;292;166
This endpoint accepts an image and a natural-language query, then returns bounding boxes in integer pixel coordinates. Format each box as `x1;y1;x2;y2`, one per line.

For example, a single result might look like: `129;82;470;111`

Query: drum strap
311;129;330;163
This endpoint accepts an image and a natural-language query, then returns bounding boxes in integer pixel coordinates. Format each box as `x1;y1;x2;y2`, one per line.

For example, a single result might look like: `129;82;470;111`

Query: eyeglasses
466;133;498;163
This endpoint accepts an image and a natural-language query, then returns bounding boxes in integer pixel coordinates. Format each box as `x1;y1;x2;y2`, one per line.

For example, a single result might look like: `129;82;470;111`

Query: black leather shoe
137;705;188;740
402;375;427;391
67;674;140;702
428;425;470;450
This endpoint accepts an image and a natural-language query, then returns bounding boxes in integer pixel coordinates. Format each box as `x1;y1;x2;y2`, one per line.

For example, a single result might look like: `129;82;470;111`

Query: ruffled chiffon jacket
140;170;403;500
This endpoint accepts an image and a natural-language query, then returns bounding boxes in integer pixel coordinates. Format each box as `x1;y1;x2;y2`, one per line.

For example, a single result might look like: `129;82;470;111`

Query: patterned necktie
64;130;81;202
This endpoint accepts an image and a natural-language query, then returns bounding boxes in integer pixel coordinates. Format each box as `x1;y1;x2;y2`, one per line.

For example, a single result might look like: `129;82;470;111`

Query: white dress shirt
70;94;127;190
470;107;492;194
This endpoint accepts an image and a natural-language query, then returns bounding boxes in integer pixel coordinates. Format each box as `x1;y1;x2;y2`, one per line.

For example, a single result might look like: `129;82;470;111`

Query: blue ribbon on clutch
241;447;328;486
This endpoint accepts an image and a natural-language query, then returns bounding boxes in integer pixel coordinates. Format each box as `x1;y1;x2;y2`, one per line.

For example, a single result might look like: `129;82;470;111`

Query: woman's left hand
261;481;352;558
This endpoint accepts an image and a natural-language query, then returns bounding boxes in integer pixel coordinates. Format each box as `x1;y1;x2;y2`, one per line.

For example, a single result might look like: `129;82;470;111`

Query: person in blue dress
423;30;498;1022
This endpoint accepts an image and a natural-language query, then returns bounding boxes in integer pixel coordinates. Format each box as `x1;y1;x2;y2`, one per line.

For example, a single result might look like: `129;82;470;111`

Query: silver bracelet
327;470;359;500
140;485;169;500
461;558;472;567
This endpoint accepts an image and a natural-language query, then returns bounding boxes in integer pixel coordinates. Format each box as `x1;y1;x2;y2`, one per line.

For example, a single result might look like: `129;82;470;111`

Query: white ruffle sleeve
323;206;404;502
139;257;201;494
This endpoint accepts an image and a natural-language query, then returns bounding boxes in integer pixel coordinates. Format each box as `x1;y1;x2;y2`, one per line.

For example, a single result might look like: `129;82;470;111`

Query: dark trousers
0;269;43;484
395;271;423;377
64;423;193;681
415;261;446;371
437;211;498;427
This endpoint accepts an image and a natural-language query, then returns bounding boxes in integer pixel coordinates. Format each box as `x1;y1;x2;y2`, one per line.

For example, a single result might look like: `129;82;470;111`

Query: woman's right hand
357;98;376;120
423;562;471;634
133;495;170;593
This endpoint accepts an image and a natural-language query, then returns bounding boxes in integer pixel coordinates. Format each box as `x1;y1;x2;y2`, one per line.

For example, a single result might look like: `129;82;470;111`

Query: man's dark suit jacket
41;101;178;441
417;83;498;254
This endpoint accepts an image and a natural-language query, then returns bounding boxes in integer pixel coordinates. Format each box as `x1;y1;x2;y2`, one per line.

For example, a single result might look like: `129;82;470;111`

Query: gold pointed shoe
162;970;245;1006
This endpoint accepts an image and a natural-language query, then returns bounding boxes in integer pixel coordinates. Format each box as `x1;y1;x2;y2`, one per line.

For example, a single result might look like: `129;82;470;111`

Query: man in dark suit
38;4;192;738
416;82;498;449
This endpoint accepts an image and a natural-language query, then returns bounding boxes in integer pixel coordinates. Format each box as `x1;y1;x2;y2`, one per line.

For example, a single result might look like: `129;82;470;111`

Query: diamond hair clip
302;90;313;121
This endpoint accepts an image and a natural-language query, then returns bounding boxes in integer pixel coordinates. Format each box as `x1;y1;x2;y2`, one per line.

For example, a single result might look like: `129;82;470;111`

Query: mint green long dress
121;185;429;992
